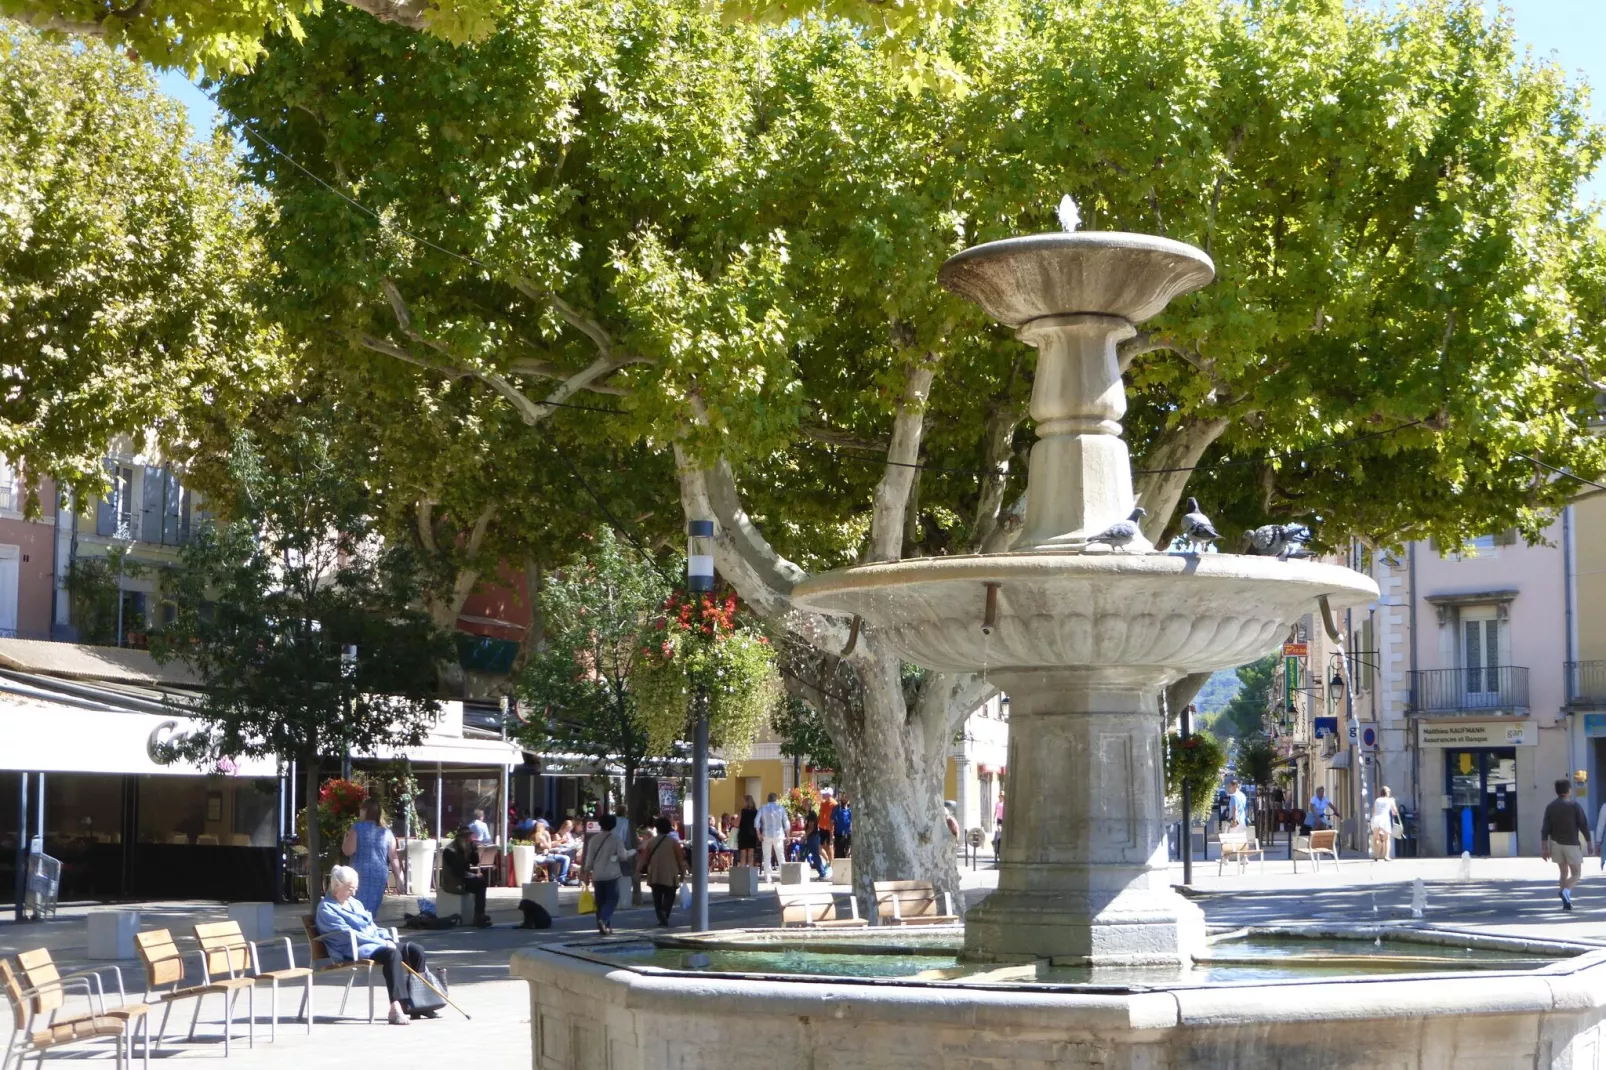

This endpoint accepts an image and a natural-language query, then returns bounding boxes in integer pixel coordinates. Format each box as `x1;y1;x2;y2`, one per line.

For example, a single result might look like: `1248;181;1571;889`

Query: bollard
1411;878;1425;919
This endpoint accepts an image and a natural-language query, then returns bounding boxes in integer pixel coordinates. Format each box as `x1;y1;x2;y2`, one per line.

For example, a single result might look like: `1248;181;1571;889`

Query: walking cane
402;961;473;1020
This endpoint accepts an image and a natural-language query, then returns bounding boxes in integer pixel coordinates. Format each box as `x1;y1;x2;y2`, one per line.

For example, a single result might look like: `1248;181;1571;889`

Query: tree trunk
1133;415;1231;543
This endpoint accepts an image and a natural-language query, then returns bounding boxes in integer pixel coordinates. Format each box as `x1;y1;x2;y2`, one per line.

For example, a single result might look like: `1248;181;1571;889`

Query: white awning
0;692;278;777
363;735;524;768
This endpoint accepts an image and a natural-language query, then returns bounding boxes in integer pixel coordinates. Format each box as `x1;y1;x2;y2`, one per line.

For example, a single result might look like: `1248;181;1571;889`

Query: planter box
830;858;852;885
522;881;560;913
512;844;538;886
87;910;139;960
228;901;276;942
780;862;806;885
405;839;438;895
728;866;760;897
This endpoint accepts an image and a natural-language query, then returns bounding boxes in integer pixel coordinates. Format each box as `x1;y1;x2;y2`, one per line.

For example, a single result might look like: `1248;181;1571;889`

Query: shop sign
1313;717;1339;739
1282;642;1308;657
1417;720;1533;747
1584;714;1606;739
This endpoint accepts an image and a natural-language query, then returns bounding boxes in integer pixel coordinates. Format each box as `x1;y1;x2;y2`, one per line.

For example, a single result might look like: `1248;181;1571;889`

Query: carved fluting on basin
870;612;1287;676
790;552;1379;676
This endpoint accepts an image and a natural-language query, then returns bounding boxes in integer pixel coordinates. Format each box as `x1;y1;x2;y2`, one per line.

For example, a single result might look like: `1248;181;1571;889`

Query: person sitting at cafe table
439;826;493;927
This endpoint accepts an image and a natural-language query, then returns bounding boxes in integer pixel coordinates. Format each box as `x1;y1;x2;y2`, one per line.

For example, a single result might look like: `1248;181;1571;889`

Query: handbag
577;885;596;915
405;964;449;1015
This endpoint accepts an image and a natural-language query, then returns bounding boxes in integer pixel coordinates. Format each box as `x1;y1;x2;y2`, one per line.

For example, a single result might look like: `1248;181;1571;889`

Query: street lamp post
340;645;357;780
687;520;715;932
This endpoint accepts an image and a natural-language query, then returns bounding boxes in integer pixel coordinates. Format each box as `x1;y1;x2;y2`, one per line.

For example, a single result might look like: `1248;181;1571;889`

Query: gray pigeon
1242;522;1312;559
1180;497;1220;553
1086;507;1148;552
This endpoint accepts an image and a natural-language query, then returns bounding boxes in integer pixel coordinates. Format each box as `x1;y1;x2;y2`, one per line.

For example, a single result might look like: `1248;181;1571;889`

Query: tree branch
968;399;1026;553
508;359;631;395
800;422;889;452
415;499;438;554
510;277;616;357
1133;414;1233;542
865;353;939;563
337;0;431;30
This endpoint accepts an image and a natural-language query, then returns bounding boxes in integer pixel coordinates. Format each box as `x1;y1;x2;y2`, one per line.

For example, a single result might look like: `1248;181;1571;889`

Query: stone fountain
790;228;1377;965
508;224;1606;1069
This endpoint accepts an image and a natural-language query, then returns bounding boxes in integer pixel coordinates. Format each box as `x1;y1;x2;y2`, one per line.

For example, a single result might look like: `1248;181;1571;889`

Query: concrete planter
512;844;538;886
522;881;559;913
405;839;438;895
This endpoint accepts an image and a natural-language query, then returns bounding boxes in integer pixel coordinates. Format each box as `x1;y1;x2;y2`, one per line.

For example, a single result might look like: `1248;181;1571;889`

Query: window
0;458;16;514
1461;608;1502;694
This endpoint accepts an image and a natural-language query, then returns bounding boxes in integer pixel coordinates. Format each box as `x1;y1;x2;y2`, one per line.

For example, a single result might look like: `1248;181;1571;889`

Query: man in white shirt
756;792;789;882
1306;786;1337;833
467;809;492;845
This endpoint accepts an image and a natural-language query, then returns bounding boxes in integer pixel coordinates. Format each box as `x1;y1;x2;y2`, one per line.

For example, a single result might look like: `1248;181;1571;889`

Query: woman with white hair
317;865;435;1025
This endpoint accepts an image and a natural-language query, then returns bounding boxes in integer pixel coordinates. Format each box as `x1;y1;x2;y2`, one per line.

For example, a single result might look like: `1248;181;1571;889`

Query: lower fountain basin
790;552;1379;675
512;924;1606;1069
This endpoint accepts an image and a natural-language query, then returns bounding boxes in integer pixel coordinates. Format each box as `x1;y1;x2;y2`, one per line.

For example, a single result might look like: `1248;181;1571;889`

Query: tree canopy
193;0;1606;900
1211;654;1278;740
0;23;283;509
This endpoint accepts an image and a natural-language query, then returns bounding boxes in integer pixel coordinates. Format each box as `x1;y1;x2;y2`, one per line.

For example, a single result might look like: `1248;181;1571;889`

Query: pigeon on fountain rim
1086;507;1147;552
1180;497;1220;553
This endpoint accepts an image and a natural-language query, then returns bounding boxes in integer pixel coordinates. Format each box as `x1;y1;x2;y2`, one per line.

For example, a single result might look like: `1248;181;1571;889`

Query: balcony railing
1568;661;1606;707
1409;666;1529;715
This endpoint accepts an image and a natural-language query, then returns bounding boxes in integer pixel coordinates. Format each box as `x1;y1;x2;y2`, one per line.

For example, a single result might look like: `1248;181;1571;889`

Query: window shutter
162;470;185;545
96;459;118;537
1495;528;1517;547
141;467;164;543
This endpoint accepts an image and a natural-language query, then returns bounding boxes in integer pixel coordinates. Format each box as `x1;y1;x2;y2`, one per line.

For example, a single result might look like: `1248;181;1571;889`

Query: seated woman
317;865;436;1025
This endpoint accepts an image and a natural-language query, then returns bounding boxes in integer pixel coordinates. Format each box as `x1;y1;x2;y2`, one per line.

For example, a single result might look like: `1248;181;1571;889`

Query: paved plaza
8;857;1606;1065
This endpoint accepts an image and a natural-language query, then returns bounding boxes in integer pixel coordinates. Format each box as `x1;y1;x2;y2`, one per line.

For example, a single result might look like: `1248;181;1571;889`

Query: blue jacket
833;804;851;838
315;894;393;962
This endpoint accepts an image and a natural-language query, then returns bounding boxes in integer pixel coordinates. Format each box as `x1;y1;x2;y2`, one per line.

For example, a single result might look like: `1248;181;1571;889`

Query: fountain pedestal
963;669;1203;964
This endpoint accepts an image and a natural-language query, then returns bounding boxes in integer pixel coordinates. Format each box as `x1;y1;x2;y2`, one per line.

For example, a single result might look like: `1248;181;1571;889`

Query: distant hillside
1192;669;1242;720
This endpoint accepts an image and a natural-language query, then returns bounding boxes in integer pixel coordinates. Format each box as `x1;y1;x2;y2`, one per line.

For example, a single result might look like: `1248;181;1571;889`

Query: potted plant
510;838;539;885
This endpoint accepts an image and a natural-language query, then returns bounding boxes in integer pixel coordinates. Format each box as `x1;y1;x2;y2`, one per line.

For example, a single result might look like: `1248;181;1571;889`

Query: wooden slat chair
133;928;254;1056
1217;829;1266;875
14;948;151;1070
194;922;314;1042
872;880;960;926
3;957;130;1070
1292;829;1341;873
776;887;868;929
298;915;383;1024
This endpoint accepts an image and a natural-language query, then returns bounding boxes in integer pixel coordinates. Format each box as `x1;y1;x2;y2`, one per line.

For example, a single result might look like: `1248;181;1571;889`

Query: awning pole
13;773;29;921
435;763;443;839
693;695;710;932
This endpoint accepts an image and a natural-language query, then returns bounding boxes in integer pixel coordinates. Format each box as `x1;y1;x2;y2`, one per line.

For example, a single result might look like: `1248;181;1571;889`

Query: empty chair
13;948;151;1070
3;957;131;1070
193;921;314;1042
133;928;254;1055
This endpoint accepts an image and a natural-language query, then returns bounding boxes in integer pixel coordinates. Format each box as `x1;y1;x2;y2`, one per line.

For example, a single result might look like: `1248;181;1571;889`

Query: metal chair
2;957;130;1070
298;915;383;1023
133;928;254;1055
194;921;314;1042
13;949;150;1070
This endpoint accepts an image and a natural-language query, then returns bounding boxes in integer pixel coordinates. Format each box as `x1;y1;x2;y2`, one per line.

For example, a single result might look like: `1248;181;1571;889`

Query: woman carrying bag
638;817;690;927
579;813;635;935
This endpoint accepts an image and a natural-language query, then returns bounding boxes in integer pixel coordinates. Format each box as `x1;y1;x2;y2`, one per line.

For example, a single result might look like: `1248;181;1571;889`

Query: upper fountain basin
791;552;1377;677
938;232;1216;328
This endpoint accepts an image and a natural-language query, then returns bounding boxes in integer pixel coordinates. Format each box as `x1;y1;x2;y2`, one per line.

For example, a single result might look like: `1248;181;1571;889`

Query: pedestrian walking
342;797;401;916
736;794;760;868
817;789;836;863
1226;779;1248;829
833;794;853;859
756;792;788;882
637;817;689;926
1369;786;1400;861
1542;778;1592;911
579;813;636;935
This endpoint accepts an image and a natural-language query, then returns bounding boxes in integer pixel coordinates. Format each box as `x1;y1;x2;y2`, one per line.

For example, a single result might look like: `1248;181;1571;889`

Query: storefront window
1444;748;1518;856
414;773;502;839
43;774;126;899
138;776;278;847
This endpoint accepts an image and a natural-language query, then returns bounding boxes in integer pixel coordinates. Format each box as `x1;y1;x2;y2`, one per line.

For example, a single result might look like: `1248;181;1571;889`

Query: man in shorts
1542;778;1592;911
816;789;836;862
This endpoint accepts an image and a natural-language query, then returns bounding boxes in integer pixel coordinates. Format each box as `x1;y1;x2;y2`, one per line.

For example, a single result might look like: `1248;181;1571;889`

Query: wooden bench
873;880;959;926
194;921;314;1041
298;915;385;1023
9;949;150;1070
133;928;255;1056
2;958;132;1070
1293;828;1341;872
1217;828;1265;875
776;887;867;929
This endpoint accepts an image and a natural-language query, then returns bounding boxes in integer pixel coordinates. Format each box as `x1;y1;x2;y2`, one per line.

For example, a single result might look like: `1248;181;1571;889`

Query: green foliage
0;24;284;510
63;547;145;646
1165;729;1226;803
632;590;780;763
1234;733;1278;792
1190;671;1242;722
148;409;452;768
772;695;840;773
1211;655;1278;740
516;528;671;787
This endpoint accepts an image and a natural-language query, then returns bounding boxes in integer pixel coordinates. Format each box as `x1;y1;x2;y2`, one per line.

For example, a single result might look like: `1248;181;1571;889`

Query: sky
157;0;1606;196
